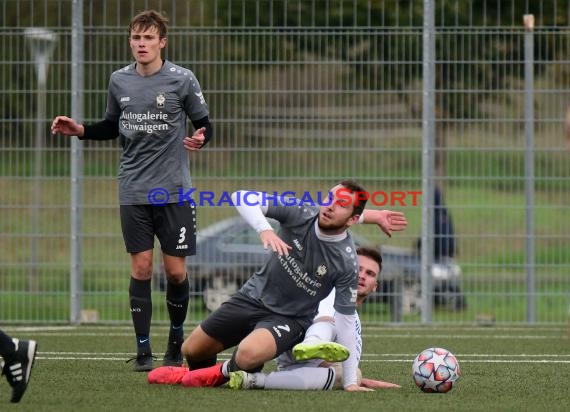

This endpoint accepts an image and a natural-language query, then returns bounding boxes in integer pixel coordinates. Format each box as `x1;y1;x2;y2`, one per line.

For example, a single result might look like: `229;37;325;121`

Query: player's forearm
231;191;271;233
358;209;383;224
81;119;119;141
334;312;359;388
191;116;213;147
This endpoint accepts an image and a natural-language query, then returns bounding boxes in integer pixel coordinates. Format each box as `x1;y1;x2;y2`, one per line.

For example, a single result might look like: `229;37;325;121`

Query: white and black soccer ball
412;347;460;393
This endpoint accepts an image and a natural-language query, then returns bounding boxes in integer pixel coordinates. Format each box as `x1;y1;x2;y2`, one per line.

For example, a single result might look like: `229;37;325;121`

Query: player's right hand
259;230;292;256
51;116;84;137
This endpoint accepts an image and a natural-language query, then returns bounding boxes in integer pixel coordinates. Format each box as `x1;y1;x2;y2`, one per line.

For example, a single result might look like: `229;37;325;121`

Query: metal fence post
70;0;84;324
421;0;435;324
523;14;536;324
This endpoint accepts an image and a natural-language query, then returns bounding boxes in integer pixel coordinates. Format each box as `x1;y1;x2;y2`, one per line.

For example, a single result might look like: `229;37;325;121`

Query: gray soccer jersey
105;60;209;205
239;204;359;327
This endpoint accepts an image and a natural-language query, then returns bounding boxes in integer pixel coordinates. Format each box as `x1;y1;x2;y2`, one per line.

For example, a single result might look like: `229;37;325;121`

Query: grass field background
1;324;568;411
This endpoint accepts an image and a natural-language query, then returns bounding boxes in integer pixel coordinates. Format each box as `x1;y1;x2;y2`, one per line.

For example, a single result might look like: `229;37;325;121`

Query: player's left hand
360;378;402;389
184;127;206;151
344;384;374;392
259;229;292;256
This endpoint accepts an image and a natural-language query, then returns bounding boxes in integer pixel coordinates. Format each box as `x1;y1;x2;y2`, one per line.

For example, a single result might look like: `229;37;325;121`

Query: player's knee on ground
331;363;362;389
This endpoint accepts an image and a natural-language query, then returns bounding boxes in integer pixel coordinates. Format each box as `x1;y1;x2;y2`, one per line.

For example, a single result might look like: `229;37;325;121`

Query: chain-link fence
1;0;569;324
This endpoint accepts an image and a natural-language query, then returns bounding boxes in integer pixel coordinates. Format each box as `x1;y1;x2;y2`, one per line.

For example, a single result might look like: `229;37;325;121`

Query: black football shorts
200;293;306;355
120;201;197;256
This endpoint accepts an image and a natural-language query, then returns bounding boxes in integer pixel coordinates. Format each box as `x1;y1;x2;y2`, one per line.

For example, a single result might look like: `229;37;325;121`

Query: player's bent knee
234;350;259;371
235;346;265;371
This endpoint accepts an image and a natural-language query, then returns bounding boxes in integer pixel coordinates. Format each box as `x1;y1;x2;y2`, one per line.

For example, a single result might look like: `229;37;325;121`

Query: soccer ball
412;347;460;393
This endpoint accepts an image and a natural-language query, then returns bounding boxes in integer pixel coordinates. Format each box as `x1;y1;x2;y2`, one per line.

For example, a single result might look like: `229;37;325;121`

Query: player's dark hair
338;179;368;216
356;246;382;272
129;10;168;39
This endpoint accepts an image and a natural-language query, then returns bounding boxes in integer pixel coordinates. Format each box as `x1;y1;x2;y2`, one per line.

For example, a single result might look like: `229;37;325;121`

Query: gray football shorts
200;292;306;355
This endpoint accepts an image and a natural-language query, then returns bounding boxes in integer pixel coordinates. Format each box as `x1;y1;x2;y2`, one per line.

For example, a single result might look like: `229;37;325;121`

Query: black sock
129;277;152;353
226;349;263;373
166;274;189;340
187;356;217;371
0;330;15;358
226;350;239;373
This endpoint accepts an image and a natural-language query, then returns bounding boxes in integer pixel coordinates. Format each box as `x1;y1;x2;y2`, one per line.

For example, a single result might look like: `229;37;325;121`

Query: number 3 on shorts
178;226;186;244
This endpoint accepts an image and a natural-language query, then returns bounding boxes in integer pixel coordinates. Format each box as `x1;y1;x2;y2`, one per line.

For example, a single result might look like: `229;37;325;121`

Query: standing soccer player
149;181;407;391
51;10;212;371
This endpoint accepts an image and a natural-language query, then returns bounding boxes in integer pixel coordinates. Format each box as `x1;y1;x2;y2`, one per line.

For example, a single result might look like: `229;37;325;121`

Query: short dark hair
338;179;368;216
356;246;382;272
129;10;168;39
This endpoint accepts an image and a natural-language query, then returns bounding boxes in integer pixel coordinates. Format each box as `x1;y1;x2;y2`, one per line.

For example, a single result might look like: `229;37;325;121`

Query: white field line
362;326;567;332
363;334;565;339
7;325;567;333
36;355;233;361
34;353;570;364
7;331;566;340
38;351;570;358
364;359;570;363
362;354;570;358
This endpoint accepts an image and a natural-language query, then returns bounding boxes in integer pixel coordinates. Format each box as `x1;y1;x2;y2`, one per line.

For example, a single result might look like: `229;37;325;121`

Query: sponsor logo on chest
156;92;166;108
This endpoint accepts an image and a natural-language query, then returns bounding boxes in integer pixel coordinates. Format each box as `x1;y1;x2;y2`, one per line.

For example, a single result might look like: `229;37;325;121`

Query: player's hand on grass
344;384;374;392
259;229;292;256
363;209;408;238
184;127;206;151
360;378;401;389
51;116;84;137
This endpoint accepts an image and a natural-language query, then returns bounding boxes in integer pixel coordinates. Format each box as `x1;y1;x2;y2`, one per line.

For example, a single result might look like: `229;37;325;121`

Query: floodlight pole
25;28;57;291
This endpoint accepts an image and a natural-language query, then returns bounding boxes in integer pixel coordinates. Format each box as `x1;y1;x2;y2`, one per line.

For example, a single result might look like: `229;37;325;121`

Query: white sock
250;372;266;389
302;321;335;344
264;367;335;390
221;360;230;377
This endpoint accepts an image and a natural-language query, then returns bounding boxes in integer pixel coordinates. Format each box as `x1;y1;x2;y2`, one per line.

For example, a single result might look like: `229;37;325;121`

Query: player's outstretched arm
360;209;408;238
51;116;84;137
360;377;401;389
